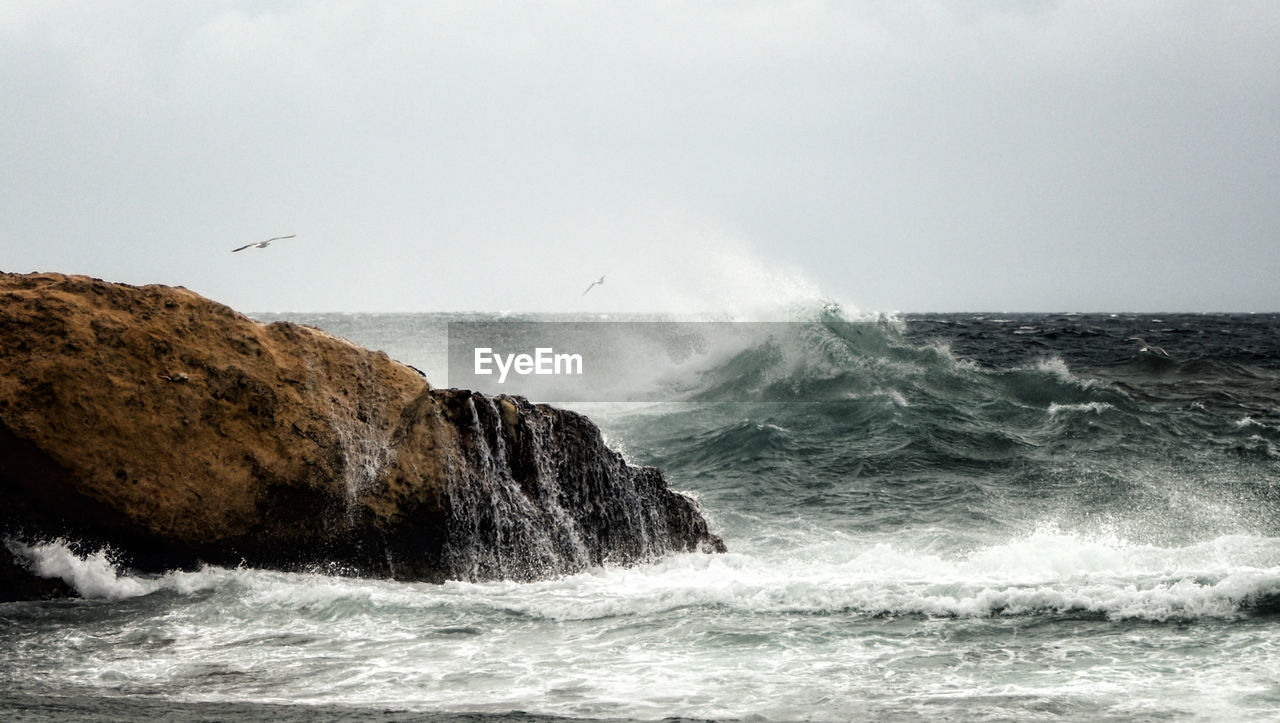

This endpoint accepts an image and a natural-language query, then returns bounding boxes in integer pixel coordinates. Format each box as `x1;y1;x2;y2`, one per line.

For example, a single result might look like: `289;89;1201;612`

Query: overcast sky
3;1;1277;313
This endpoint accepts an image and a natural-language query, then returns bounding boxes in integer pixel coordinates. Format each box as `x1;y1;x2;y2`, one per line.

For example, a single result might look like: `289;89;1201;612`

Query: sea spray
5;539;233;600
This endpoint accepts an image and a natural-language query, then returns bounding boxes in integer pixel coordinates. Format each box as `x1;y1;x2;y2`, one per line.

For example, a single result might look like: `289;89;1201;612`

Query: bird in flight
582;275;606;296
1128;337;1171;359
232;234;296;253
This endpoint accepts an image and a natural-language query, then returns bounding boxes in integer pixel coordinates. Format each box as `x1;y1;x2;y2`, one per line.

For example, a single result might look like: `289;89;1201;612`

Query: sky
3;1;1278;313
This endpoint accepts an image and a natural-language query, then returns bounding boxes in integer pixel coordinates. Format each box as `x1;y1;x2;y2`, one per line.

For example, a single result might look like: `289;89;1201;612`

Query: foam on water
1029;356;1106;391
467;530;1280;623
7;529;1280;720
6;539;238;600
1048;401;1114;416
13;526;1280;623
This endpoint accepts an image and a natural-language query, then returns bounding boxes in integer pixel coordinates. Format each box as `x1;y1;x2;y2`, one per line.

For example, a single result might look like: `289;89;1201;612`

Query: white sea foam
878;388;910;407
1048;401;1114;416
397;528;1280;624
6;539;234;600
8;530;1280;721
12;528;1279;623
1030;356;1101;389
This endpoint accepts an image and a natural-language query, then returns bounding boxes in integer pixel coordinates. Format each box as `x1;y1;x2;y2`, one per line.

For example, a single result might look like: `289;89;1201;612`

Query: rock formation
0;272;723;598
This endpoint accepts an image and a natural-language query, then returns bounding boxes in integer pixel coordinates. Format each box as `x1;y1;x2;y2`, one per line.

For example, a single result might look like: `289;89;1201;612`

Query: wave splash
447;528;1280;624
554;302;1124;413
6;539;236;601
11;530;1280;623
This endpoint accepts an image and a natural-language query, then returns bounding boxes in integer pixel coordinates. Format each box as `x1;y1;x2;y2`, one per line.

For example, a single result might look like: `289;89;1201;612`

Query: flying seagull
1128;337;1171;359
582;275;606;296
232;234;296;253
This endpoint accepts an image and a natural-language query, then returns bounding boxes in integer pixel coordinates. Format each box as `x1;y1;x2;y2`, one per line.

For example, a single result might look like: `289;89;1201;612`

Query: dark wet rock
0;547;74;602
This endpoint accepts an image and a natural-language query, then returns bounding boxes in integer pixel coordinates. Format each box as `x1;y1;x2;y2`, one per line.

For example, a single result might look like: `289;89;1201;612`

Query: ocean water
5;308;1280;721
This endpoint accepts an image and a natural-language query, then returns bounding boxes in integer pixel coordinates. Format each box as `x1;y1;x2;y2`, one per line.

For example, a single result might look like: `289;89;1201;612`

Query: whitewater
4;306;1280;721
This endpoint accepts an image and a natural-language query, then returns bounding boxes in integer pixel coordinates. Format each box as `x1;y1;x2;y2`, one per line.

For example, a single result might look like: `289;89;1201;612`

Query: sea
4;306;1280;721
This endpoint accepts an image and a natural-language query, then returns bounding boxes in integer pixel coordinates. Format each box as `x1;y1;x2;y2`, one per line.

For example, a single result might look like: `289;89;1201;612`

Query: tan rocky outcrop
0;272;722;598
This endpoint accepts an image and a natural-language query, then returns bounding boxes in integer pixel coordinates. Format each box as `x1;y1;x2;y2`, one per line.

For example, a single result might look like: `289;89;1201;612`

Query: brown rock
0;272;723;597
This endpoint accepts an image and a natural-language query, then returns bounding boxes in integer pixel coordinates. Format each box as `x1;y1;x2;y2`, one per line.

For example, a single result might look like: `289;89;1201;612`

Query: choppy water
5;309;1280;721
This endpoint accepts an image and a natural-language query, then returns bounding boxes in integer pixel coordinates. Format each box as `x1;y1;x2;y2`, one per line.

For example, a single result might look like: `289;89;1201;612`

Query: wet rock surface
0;272;723;598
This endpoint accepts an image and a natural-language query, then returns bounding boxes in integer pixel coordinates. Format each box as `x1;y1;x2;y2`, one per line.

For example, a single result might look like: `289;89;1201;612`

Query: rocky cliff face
0;272;723;597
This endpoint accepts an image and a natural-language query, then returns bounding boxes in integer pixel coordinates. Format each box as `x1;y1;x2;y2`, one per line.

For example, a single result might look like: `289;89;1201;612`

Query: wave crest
6;539;232;601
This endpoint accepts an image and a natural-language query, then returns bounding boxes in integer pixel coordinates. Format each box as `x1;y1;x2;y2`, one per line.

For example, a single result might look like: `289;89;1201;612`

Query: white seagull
1128;337;1171;359
582;275;606;296
232;234;296;253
